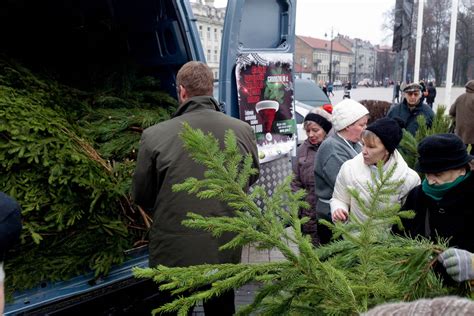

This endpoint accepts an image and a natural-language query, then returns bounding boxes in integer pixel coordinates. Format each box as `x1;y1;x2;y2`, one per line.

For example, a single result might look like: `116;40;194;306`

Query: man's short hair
176;61;214;98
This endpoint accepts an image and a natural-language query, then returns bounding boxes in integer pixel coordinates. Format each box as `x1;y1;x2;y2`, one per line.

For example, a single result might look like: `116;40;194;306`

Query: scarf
422;171;471;201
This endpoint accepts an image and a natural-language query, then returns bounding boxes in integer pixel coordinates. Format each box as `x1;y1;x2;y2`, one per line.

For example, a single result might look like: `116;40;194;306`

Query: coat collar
172;96;221;118
402;98;423;110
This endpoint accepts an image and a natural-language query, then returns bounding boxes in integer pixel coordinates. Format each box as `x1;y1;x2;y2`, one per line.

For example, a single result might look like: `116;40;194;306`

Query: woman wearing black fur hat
398;133;474;283
331;118;420;224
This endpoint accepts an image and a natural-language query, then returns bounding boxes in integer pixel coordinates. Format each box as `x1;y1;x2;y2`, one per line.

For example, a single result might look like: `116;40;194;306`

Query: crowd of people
292;79;474;314
132;63;474;314
291;78;474;294
2;57;473;314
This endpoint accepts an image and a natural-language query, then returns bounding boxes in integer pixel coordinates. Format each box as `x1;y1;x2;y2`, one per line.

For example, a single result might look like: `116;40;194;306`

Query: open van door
219;0;297;191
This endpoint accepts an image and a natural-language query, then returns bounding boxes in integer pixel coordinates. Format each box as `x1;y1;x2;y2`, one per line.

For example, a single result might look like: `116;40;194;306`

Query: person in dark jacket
426;81;437;108
291;109;332;246
394;81;401;103
132;61;260;315
322;83;328;96
0;192;22;314
419;80;427;104
397;133;474;283
449;80;474;154
386;83;434;135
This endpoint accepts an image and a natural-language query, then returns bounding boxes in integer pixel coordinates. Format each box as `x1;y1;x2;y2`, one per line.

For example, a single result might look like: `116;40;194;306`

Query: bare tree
381;7;396;43
422;0;450;84
454;0;474;84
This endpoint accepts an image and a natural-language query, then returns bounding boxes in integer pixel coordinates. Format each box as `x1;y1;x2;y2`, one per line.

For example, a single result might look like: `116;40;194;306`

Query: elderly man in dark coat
132;61;259;315
449;80;474;154
387;83;434;135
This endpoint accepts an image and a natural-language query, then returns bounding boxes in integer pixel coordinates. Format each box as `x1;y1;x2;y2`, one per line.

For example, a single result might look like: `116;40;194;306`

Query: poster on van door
235;53;296;162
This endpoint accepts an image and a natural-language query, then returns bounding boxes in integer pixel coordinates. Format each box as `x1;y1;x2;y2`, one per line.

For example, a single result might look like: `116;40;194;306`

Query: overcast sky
212;0;395;45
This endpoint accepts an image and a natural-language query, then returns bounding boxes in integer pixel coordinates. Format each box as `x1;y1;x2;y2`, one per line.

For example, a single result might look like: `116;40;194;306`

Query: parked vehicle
4;0;297;314
333;80;343;87
294;78;332;107
357;78;373;87
293;79;332;144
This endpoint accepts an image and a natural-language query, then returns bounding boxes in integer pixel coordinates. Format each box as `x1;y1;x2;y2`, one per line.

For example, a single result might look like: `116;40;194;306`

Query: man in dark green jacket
132;61;259;314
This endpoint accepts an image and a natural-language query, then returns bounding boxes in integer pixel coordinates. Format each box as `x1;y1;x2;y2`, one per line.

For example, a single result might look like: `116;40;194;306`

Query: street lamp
353;39;359;85
325;28;334;83
299;57;306;79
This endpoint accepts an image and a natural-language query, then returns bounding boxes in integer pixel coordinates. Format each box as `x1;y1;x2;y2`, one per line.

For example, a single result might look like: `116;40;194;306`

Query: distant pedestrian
386;83;434;135
322;84;328;97
419;80;427;104
327;82;334;96
426;81;437;108
449;80;474;154
394;81;401;103
343;81;352;99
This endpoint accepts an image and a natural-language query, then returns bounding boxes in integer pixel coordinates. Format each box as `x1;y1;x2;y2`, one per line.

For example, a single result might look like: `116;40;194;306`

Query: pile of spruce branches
133;124;468;316
0;56;177;293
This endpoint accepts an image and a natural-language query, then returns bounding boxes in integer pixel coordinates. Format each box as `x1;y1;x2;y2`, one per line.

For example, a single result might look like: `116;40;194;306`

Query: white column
413;0;424;83
445;0;459;109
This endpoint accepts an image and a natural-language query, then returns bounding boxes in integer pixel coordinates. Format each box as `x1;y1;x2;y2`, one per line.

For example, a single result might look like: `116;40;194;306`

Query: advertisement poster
235;53;295;162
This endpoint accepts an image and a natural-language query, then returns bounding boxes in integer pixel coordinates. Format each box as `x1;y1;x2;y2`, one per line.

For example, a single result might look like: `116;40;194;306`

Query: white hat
331;99;369;131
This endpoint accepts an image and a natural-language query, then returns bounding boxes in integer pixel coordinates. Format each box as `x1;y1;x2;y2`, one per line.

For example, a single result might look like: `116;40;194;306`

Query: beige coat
330;150;420;224
450;80;474;144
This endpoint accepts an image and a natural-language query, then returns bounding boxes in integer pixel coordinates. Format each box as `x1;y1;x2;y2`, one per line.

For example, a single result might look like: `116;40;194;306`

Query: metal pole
445;0;459;109
329;28;333;83
353;40;358;84
413;0;424;83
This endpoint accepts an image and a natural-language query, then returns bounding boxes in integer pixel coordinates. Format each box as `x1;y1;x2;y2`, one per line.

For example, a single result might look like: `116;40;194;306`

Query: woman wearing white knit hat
313;99;369;244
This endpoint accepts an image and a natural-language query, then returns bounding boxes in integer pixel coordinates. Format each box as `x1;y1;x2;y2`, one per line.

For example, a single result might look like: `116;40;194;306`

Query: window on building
198;25;203;40
207;27;211;40
214;28;218;41
207;49;211;61
214;50;218;62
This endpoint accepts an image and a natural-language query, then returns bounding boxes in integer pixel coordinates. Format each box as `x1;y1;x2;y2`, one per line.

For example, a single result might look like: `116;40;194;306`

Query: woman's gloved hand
438;248;474;282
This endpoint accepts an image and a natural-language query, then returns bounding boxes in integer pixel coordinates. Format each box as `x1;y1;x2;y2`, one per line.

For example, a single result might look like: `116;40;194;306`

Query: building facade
296;35;352;84
190;0;226;79
336;35;377;85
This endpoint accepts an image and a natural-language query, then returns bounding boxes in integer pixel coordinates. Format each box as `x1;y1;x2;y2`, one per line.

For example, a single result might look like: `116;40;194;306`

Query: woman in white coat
331;117;420;224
